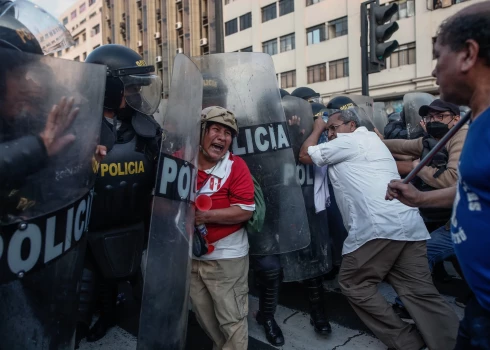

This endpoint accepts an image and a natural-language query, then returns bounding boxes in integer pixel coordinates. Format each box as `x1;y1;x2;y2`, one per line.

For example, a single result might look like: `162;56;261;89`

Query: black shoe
392;304;413;323
256;311;285;346
86;316;116;343
310;309;332;335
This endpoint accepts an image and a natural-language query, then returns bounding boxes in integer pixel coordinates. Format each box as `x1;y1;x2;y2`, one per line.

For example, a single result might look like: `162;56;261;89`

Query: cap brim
419;105;451;116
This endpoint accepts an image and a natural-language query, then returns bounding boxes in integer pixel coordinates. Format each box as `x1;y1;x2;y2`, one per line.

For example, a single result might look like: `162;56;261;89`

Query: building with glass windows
223;0;477;108
56;0;103;63
102;0;224;100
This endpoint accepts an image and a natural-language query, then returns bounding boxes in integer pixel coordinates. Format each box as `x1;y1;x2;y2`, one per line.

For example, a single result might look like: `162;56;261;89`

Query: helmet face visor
307;96;323;104
120;73;162;115
0;0;74;54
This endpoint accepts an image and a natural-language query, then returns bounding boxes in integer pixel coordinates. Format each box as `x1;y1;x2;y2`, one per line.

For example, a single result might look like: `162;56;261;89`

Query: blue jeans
454;297;490;349
395;226;454;307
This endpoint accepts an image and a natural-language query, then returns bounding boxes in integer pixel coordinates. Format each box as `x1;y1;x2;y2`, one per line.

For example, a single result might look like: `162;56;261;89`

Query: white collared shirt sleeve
307;136;359;167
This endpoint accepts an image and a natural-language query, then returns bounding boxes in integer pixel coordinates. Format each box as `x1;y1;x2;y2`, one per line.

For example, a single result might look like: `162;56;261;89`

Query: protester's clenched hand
40;97;79;156
313;116;327;133
195;210;208;226
385;180;422;207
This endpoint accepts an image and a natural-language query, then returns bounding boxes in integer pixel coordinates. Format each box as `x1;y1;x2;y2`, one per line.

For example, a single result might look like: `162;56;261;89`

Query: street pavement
79;263;467;350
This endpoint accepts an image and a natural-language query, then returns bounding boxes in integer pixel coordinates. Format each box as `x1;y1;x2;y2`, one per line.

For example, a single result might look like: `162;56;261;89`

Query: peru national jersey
195;151;255;260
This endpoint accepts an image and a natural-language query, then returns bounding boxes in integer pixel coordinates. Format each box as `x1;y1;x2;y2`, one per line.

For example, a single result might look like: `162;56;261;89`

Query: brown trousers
338;239;459;350
190;256;249;350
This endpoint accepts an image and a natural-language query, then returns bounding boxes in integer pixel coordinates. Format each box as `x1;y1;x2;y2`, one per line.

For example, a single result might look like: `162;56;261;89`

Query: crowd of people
0;0;489;349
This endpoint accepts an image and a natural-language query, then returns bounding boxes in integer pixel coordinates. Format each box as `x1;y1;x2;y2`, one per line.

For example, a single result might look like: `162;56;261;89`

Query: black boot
307;277;332;335
256;268;285;346
87;281;117;342
76;267;98;347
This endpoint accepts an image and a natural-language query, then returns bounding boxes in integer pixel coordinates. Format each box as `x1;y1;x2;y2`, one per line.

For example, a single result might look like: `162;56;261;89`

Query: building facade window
63;17;68;25
306;24;326;45
240;12;252;30
281;70;296;88
241;46;253;52
80;3;86;13
307;63;326;83
225;18;238;36
89;0;96;5
262;38;278;56
83;52;87;60
306;0;323;5
279;0;294;16
328;17;348;39
57;50;62;57
74;37;79;46
74;56;80;62
82;32;86;42
329;58;349;79
280;33;295;52
93;44;100;50
391;0;415;20
71;10;77;19
390;43;416;68
92;24;100;35
262;3;277;23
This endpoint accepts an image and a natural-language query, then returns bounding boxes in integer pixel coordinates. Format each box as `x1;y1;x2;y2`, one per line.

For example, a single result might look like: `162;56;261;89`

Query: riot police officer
77;44;163;343
291;86;323;104
0;1;107;349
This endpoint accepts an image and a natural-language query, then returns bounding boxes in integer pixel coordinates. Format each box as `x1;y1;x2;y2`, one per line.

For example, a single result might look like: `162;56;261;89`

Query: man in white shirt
298;105;459;350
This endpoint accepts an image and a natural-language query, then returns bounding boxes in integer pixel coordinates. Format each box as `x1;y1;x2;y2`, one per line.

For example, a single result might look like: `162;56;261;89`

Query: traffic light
369;2;399;66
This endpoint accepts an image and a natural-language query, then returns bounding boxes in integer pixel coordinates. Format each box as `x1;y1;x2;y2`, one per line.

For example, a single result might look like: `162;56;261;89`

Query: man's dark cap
419;99;460;117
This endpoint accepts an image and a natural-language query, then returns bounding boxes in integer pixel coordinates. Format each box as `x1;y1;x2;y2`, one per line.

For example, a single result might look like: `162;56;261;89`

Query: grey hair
337;109;361;128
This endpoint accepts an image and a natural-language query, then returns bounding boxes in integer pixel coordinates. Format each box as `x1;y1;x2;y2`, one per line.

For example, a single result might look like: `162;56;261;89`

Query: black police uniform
77;44;162;343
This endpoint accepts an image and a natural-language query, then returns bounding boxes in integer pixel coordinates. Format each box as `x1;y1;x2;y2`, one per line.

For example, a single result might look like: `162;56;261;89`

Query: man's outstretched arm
386;180;457;208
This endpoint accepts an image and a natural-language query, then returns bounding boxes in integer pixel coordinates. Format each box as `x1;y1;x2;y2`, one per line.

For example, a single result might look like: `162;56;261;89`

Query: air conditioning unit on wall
176;48;183;54
175;22;182;30
154;32;161;39
156;56;162;62
137;40;143;47
200;38;208;46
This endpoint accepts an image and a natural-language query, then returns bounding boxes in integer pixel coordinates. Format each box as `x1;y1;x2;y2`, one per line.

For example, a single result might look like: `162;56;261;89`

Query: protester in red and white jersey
190;106;254;350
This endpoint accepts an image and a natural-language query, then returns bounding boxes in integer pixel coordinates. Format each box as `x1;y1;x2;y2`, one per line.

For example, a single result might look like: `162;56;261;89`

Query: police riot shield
373;102;389;132
403;92;435;139
279;96;332;282
0;49;105;349
329;94;375;131
193;53;310;255
137;54;202;350
347;95;375;131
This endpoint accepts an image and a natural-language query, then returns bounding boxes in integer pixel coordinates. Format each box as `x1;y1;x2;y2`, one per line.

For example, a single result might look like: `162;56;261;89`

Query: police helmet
326;96;357;111
311;102;328;120
291;86;322;103
85;44;162;115
279;89;290;99
0;0;73;55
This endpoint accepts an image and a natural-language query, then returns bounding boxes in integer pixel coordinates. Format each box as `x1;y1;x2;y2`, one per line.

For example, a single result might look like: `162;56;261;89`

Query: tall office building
103;0;224;99
56;0;103;62
223;0;477;111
